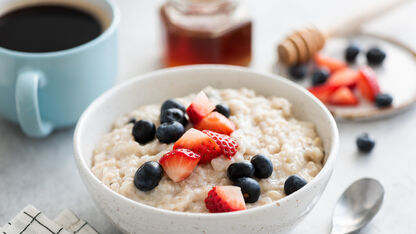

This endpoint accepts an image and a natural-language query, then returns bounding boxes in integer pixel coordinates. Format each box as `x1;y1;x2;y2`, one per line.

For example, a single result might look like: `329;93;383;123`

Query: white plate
276;33;416;121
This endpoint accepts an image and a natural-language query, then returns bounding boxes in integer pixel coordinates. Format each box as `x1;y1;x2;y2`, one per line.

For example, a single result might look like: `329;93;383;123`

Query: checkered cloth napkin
1;205;98;234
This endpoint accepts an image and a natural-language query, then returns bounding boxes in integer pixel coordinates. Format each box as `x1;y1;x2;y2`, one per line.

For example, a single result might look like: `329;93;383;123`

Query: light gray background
1;0;416;233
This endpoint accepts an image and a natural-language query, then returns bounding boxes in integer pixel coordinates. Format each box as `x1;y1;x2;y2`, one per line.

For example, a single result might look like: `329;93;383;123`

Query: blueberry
356;133;376;153
160;108;188;126
156;121;185;143
284;175;307;195
132;120;156;145
289;64;307;80
227;162;255;181
250;154;273;179
128;118;136;124
134;161;163;191
161;99;186;113
345;44;360;63
234;177;261;203
366;47;386;65
215;104;230;118
311;68;330;86
375;93;393;108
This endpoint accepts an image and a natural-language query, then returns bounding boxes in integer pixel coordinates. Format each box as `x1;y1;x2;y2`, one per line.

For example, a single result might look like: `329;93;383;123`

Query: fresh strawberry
186;92;215;124
357;66;381;102
308;85;338;104
159;148;201;182
202;130;238;159
314;53;347;73
204;186;246;213
328;86;359;106
173;128;221;164
327;68;360;89
194;112;236;135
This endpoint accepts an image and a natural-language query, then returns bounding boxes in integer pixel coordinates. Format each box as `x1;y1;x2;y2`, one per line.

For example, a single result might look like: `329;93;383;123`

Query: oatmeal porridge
91;87;324;213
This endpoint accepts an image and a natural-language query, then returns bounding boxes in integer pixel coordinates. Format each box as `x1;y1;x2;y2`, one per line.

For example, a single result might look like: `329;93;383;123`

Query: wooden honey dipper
278;0;412;65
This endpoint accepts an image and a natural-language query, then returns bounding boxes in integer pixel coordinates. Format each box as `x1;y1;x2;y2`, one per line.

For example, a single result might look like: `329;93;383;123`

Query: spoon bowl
332;178;384;234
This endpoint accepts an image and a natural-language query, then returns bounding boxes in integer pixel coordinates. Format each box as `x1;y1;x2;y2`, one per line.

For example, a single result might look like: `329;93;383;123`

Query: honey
160;0;252;67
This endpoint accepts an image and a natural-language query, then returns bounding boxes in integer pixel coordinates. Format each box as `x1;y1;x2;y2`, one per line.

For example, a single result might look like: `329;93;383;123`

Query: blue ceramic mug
0;0;119;137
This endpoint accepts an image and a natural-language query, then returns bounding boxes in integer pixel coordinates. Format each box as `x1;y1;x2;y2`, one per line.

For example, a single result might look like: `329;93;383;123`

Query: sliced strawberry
314;53;347;73
173;128;221;164
327;68;360;89
357;66;381;102
328;86;359;106
159;148;201;182
194;112;236;135
204;186;246;213
308;85;338;104
186;92;215;124
202;130;238;159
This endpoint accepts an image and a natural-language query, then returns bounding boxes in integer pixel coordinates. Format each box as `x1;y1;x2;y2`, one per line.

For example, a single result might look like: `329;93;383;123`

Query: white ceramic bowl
73;65;339;234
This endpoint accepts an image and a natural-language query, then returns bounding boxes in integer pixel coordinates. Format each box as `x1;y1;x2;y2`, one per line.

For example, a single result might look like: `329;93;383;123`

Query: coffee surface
0;5;102;52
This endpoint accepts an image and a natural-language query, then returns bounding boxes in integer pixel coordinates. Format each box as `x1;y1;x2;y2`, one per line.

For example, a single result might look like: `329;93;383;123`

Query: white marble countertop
1;0;416;233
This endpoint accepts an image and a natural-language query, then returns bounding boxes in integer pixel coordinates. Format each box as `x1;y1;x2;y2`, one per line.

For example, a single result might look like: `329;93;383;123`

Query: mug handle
15;70;53;137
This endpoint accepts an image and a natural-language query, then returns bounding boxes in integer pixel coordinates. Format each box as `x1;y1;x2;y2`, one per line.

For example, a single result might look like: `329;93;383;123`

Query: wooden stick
278;0;413;65
325;0;412;37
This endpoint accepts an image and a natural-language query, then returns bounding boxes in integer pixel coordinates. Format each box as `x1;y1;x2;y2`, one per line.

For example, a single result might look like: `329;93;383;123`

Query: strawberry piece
194;112;236;135
308;85;338;104
202;130;238;159
328;86;359;106
186;92;215;124
204;186;246;213
159;148;201;182
327;68;360;89
357;66;381;102
173;128;221;164
314;54;347;73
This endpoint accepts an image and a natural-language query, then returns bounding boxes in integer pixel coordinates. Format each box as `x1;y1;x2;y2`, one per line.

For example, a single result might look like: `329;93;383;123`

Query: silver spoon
331;178;384;234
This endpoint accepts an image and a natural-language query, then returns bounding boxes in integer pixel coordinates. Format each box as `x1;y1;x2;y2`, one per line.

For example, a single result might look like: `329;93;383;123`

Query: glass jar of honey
160;0;252;67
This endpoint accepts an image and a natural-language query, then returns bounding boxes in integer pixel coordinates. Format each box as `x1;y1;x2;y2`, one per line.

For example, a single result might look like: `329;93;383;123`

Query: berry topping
159;148;201;182
160;108;188;126
284;175;307;195
132;120;156;145
128;118;136;124
204;186;246;213
375;93;393;108
215;104;231;118
357;66;380;102
234;177;261;203
311;68;330;86
366;47;386;66
134;161;163;191
327;68;360;89
202;130;238;159
328;86;359;106
314;53;347;73
173;128;221;164
356;133;376;153
161;99;186;113
288;64;307;80
227;162;254;181
194;111;236;135
186;91;215;124
345;44;360;63
308;85;338;104
156;122;185;144
250;154;273;179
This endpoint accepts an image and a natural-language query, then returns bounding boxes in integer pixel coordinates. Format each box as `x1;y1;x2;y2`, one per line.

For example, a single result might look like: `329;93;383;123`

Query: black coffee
0;5;102;52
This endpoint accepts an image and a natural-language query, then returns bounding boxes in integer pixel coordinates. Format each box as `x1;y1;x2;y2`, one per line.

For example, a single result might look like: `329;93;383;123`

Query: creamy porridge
91;87;324;213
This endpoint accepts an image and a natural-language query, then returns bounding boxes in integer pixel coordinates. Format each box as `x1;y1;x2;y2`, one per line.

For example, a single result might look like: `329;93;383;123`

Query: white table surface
1;0;416;233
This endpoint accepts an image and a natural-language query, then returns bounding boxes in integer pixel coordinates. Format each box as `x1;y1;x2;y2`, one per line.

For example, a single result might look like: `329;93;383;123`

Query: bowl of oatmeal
74;65;338;233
